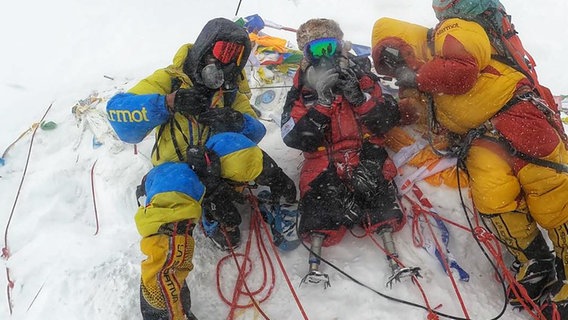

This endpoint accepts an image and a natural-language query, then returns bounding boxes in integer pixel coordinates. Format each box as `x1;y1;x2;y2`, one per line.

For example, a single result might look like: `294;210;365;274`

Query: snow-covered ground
1;0;567;319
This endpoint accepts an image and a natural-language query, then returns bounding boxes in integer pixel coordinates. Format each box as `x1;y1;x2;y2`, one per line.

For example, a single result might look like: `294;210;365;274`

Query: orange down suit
372;17;568;270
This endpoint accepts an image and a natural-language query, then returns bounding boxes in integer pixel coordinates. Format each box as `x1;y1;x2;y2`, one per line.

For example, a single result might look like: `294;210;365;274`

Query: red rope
2;102;54;314
215;194;310;320
408;184;546;319
365;225;438;319
250;195;310;320
472;226;545;320
402;187;470;318
215;203;275;319
90;160;100;235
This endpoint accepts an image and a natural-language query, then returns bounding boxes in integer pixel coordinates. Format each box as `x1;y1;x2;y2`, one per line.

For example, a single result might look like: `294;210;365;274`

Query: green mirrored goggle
304;37;340;61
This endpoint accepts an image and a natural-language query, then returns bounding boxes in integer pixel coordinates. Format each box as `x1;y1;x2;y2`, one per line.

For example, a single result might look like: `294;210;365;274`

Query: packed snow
1;0;567;319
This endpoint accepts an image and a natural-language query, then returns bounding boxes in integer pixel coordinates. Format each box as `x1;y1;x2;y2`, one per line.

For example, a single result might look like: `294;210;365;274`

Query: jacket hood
183;18;251;86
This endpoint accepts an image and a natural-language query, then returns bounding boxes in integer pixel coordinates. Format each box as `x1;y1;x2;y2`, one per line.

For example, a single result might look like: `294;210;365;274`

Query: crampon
300;270;331;289
386;266;422;288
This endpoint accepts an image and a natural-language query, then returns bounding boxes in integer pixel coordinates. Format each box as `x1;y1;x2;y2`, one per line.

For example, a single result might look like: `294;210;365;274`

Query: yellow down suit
107;18;265;320
372;16;568;305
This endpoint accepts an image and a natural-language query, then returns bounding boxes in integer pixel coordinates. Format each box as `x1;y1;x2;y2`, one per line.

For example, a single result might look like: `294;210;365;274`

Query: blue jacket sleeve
241;113;266;144
106;93;171;144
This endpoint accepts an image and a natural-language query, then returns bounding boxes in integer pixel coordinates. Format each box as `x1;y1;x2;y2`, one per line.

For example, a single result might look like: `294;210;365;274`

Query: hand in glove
187;146;245;227
198;107;244;133
186;146;222;192
186;146;245;205
171;85;215;117
394;66;417;88
269;173;297;204
339;68;366;106
255;151;297;203
304;66;340;106
202;180;244;227
351;142;389;201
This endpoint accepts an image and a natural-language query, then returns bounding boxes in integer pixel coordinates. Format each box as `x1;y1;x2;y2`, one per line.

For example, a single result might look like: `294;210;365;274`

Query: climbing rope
215;193;309;320
2;102;55;314
402;192;470;319
90;160;100;235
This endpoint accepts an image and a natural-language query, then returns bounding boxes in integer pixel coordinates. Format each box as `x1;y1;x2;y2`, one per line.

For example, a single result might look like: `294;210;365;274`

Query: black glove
187;146;245;227
269;173;297;203
255;151;297;203
197;107;245;133
186;146;221;191
202;180;244;227
304;66;339;106
339;68;366;106
394;66;417;88
360;94;401;135
378;46;405;75
351;142;389;201
173;85;215;117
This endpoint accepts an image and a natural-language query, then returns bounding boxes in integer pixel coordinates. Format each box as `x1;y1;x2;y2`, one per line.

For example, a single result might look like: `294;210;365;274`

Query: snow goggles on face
212;40;245;65
304;37;341;62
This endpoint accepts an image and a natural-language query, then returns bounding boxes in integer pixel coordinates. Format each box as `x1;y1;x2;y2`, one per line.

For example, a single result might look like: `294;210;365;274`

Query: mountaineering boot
510;256;556;306
508;234;556;306
201;215;241;251
548;223;568;283
210;225;241;252
199;181;243;251
541;277;568;319
257;190;300;251
541;223;568;317
482;210;556;306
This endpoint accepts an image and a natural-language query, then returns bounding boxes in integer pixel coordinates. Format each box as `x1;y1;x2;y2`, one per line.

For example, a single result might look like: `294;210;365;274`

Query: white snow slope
1;1;567;319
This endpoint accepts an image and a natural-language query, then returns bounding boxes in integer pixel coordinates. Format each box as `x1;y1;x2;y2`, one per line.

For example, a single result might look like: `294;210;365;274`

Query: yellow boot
482;211;556;306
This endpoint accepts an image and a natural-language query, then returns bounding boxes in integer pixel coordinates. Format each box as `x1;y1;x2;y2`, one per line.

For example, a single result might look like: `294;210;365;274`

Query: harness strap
152;124;167;161
169;118;185;162
429;93;568;173
481;135;568;173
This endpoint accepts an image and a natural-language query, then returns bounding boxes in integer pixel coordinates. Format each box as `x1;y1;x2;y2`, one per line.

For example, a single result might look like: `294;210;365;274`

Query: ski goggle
212;40;245;65
304;37;341;62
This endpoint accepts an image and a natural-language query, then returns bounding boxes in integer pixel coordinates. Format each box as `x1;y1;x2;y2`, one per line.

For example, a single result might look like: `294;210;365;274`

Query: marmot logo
107;107;149;122
436;23;459;36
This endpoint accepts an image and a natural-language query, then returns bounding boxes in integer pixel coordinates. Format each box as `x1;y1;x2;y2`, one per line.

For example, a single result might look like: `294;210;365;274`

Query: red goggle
212;40;245;65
